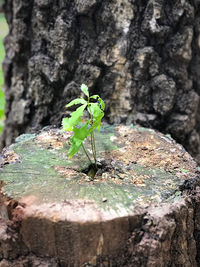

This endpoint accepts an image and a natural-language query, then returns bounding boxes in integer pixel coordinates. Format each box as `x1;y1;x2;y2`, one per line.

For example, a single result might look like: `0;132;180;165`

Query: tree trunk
2;0;200;163
0;125;200;266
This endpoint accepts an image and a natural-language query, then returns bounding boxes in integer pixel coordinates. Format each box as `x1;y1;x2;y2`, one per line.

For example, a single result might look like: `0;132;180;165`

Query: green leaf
92;113;104;131
88;103;104;119
68;137;82;158
62;104;86;131
81;84;89;97
66;98;87;107
87;103;104;131
98;97;105;111
73;122;90;141
90;95;99;100
68;122;90;158
0;109;4;117
62;85;105;160
90;95;105;111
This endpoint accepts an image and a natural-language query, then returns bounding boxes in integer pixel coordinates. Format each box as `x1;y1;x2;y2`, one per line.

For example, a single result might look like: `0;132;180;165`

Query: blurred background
0;0;7;132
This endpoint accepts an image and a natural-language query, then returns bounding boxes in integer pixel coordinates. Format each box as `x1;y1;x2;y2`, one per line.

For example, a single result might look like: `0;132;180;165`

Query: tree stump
0;125;200;266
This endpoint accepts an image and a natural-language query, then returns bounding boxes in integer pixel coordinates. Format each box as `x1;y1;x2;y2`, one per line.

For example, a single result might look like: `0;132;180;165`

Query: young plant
62;84;105;172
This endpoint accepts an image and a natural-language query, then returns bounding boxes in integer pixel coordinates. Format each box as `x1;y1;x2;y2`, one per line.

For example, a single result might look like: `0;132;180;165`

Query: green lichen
0;126;187;213
13;133;36;145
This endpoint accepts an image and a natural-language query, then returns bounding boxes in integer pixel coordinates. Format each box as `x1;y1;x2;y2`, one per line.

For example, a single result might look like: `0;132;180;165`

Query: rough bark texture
0;125;200;266
2;0;200;163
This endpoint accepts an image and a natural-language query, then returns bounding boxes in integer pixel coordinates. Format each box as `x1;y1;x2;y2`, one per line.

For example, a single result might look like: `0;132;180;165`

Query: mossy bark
0;125;200;266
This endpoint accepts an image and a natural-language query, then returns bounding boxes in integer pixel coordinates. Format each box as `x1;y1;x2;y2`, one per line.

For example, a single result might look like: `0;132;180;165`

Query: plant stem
88;109;97;170
81;143;93;166
91;132;97;168
90;132;97;170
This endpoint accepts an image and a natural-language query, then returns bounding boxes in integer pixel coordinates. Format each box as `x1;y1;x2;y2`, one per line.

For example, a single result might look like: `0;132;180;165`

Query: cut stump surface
0;125;200;267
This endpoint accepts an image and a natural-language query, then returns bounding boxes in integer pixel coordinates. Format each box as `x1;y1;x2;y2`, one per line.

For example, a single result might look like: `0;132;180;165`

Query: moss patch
0;125;197;213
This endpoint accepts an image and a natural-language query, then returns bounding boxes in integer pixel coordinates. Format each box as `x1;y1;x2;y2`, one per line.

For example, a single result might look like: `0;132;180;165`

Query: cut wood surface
0;125;200;266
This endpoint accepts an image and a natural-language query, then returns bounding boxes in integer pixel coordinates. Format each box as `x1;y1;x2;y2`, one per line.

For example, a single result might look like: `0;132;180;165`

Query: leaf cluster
62;84;105;159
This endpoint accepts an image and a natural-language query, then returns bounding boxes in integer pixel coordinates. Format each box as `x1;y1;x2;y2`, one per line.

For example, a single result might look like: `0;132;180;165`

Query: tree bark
2;0;200;163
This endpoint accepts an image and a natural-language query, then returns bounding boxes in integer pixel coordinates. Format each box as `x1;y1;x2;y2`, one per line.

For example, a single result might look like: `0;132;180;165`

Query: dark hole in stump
81;159;112;179
82;163;98;179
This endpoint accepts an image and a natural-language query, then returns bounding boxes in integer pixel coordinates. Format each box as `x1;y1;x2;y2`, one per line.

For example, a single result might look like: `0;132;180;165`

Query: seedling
62;84;105;175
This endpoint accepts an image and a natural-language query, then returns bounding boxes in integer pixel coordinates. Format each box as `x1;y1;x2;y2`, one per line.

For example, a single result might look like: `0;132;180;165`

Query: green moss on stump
0;125;197;214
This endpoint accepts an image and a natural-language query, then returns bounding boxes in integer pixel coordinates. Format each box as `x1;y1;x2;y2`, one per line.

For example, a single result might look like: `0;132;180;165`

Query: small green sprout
62;84;105;172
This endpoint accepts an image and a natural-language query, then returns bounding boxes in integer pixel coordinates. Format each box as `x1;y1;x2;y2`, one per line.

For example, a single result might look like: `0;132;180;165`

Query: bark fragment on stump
0;125;199;266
